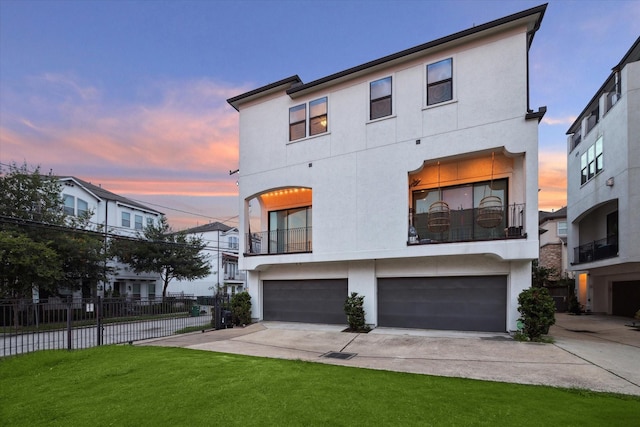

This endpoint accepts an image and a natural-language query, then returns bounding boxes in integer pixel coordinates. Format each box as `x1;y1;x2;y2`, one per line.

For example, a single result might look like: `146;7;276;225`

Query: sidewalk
138;313;640;396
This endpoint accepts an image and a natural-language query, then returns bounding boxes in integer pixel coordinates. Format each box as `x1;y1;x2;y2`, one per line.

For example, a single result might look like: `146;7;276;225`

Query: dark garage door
612;281;640;317
378;276;507;332
263;279;348;324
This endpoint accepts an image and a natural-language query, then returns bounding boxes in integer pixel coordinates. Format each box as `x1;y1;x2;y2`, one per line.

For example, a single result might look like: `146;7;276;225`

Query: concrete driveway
138;313;640;396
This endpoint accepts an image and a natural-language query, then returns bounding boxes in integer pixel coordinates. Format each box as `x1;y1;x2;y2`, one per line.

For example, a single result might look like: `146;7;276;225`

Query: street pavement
137;313;640;396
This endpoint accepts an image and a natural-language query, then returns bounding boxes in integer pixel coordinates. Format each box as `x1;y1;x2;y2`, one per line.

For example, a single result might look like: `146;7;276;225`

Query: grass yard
1;346;638;426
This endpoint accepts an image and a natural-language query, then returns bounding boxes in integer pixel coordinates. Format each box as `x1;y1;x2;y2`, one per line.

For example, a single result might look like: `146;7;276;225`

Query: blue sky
1;0;638;229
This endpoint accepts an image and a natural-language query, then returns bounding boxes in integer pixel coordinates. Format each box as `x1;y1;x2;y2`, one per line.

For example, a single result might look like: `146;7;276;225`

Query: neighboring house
56;176;163;300
166;222;244;297
538;207;569;281
566;37;640;317
227;5;546;332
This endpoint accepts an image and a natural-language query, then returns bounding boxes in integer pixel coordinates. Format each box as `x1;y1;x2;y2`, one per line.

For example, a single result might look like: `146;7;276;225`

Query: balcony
409;203;526;245
573;234;618;264
245;226;312;255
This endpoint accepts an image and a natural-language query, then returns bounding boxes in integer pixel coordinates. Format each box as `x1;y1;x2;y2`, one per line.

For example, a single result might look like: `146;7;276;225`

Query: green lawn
1;346;638;426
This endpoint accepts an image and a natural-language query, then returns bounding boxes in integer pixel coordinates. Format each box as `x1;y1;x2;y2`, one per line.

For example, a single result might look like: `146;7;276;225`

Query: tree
111;216;211;299
0;163;109;299
531;259;556;288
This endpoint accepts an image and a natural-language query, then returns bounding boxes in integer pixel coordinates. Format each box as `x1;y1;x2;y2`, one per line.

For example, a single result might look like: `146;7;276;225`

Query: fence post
66;297;72;351
96;296;103;347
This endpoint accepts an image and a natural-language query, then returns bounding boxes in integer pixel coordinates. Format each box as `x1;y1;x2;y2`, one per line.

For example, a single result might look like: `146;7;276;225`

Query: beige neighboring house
227;5;547;332
538;207;569;281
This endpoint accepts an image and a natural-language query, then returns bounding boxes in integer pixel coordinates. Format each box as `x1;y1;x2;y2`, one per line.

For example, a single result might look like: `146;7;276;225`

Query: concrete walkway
138;313;640;396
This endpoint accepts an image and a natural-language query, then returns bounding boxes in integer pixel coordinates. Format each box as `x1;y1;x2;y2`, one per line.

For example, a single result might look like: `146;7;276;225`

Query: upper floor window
557;221;567;237
122;212;131;228
63;195;75;216
77;199;88;217
309;97;328;136
370;76;392;120
580;136;603;185
134;214;143;230
228;236;239;250
62;195;89;217
426;58;453;105
147;217;154;227
289;104;306;141
289;97;328;141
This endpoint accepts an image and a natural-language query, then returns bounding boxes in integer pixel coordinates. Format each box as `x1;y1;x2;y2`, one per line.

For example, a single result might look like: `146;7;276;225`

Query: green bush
344;292;368;332
230;292;252;326
517;287;556;342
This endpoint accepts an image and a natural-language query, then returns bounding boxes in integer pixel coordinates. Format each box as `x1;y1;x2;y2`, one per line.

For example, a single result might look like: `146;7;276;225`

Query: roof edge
226;75;302;111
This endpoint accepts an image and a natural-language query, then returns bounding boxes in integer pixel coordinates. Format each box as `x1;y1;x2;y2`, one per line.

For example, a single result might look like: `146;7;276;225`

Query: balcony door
269;206;312;253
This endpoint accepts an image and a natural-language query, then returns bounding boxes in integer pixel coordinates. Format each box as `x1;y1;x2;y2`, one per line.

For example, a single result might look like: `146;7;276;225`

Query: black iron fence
573;234;619;264
0;296;222;357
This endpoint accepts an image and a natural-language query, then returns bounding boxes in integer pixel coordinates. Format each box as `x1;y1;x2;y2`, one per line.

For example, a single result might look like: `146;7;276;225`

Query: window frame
134;214;143;231
369;76;393;120
580;136;603;185
121;211;131;228
557;221;567;237
288;96;329;142
426;57;454;106
63;194;75;216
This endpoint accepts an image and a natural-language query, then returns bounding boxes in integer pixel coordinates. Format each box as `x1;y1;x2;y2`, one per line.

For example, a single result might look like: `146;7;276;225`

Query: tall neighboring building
566;37;640;317
227;5;546;332
57;176;163;300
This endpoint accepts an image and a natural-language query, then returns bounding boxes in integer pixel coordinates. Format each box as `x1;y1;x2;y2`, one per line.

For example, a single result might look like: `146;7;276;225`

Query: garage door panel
263;279;347;324
612;281;640;317
378;276;506;332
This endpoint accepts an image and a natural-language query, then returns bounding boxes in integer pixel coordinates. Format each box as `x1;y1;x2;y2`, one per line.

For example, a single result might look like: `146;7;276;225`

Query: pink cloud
538;149;567;211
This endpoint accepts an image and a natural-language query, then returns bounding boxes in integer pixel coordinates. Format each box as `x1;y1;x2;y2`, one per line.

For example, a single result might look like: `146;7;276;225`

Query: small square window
427;58;453;105
370;77;392;120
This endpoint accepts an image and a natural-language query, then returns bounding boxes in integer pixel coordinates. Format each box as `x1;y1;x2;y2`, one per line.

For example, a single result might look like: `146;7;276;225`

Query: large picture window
427;58;453;105
370;76;392;120
581;136;603;185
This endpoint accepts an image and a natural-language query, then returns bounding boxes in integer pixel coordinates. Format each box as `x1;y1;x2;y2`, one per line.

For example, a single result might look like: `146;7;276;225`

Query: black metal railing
0;296;215;357
410;203;526;245
573;234;619;264
245;226;312;255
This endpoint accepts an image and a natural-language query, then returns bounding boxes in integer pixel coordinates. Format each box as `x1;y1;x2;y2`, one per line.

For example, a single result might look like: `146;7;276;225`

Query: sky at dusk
1;0;639;230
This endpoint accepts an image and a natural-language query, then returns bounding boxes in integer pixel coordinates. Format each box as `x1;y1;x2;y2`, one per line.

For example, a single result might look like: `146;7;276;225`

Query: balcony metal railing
573;234;618;264
245;226;312;255
410;203;526;245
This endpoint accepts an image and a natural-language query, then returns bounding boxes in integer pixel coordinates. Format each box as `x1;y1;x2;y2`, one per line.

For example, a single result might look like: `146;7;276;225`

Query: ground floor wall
246;256;532;332
576;262;640;317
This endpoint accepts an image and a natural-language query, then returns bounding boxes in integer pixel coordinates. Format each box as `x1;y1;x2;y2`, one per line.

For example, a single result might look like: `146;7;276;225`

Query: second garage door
263;279;348;324
378;276;507;332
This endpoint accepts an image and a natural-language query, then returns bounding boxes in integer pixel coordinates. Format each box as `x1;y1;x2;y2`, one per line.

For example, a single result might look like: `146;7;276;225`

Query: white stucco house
538;207;569;281
227;5;547;332
566;37;640;317
56;176;163;300
166;222;244;298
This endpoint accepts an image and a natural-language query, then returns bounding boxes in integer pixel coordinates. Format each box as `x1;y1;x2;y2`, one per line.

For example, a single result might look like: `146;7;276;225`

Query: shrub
344;292;368;332
517;287;556;342
230;292;252;326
